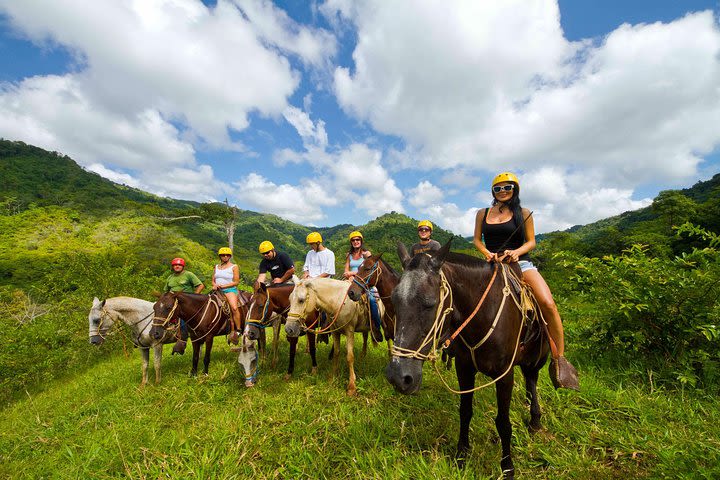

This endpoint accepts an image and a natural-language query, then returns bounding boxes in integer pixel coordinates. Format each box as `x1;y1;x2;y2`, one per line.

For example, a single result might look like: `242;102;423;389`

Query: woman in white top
212;247;241;344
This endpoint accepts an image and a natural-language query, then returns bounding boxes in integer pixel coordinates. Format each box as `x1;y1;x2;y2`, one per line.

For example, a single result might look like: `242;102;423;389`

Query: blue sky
1;0;719;235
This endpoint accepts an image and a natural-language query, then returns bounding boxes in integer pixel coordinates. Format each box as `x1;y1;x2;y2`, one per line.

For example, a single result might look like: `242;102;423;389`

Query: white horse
237;332;260;388
285;277;384;396
88;296;175;385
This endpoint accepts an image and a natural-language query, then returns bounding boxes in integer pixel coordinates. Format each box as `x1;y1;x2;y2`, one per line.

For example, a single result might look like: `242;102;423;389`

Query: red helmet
171;257;185;267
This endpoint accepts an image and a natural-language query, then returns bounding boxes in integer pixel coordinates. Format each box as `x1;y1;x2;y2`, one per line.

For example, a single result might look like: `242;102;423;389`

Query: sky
1;0;719;236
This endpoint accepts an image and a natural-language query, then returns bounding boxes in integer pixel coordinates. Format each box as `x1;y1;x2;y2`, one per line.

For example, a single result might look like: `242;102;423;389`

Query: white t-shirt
303;248;335;278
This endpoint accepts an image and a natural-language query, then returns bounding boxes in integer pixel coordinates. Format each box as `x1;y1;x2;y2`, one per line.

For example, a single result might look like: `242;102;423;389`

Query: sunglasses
262;251;273;256
418;227;431;232
219;254;231;257
492;185;515;193
351;238;362;242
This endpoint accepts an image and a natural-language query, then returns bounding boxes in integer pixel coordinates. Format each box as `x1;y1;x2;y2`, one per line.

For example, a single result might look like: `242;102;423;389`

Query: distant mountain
0;140;474;278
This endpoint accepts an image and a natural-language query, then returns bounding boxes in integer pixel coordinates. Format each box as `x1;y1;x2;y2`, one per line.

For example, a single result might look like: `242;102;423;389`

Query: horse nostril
402;375;414;386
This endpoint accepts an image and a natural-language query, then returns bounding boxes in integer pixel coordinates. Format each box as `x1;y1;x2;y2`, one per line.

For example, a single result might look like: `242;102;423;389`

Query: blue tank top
348;256;364;272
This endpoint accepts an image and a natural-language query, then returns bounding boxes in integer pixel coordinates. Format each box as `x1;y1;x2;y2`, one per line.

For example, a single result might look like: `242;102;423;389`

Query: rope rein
391;263;538;395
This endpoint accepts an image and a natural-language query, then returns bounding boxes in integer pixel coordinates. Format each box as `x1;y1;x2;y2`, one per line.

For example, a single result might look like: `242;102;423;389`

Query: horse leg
521;364;542;433
308;331;318;375
495;373;516;479
285;336;298;381
386;338;393;360
346;331;357;396
331;332;342;380
140;347;150;386
153;344;163;384
455;360;475;467
360;331;368;359
203;337;213;375
191;339;201;376
272;319;280;369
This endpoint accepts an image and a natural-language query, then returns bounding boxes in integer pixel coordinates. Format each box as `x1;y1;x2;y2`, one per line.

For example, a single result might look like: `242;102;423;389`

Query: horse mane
377;256;400;277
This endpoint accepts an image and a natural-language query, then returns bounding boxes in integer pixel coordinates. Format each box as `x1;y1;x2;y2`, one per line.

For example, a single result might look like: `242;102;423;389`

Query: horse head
386;240;453;394
285;278;315;338
88;297;113;345
237;334;259;388
151;292;179;341
347;253;383;301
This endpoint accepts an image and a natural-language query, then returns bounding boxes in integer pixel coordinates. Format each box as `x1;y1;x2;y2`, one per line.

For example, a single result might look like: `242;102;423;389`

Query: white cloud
326;1;720;227
234;173;336;223
407;181;444;207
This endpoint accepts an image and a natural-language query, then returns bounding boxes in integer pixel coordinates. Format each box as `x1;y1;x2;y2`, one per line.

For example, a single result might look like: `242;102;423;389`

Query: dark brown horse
346;253;398;342
386;241;549;479
151;290;254;376
245;283;319;379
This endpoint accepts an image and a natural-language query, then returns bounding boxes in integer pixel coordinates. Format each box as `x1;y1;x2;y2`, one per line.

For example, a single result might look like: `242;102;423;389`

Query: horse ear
92;297;100;307
429;238;453;271
377;252;384;261
397;242;411;268
100;299;106;308
259;283;268;292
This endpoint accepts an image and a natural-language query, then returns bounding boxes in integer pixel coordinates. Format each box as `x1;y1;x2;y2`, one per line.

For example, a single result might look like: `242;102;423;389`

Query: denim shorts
518;260;537;272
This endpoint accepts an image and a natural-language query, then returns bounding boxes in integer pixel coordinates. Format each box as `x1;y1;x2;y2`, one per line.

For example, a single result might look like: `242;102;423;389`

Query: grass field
2;332;719;479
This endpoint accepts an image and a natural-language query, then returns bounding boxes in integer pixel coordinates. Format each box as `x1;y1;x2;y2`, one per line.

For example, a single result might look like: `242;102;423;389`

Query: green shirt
164;271;203;293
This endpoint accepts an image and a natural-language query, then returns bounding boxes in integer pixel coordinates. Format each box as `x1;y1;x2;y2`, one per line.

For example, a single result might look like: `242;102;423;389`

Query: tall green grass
2;331;719;479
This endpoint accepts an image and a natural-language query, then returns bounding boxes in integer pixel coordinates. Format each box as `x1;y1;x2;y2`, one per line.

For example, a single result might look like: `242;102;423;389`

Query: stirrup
549;356;580;391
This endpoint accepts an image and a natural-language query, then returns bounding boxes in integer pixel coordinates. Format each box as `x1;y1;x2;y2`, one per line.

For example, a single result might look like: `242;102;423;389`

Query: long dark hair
491;182;524;237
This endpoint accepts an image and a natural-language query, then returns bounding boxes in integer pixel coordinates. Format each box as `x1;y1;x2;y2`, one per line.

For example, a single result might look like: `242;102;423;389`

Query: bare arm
503;209;536;262
256;273;267;284
473;208;495;262
275;266;295;283
194;283;205;294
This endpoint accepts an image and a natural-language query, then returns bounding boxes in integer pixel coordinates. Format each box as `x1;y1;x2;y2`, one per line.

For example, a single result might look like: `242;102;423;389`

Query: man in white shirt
303;231;335;279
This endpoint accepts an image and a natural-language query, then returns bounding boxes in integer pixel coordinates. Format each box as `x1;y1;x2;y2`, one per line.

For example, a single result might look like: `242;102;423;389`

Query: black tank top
482;208;530;261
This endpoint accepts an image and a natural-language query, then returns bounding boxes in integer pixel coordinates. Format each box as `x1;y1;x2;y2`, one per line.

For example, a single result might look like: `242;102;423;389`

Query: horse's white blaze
394;271;426;340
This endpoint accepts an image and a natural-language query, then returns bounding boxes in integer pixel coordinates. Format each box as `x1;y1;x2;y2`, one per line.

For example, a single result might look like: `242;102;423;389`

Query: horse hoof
284;373;292;381
311;367;318;375
245;380;255;388
347;388;357;396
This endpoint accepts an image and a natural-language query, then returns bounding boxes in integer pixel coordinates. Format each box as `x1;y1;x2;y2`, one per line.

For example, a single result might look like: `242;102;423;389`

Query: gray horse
88;296;175;385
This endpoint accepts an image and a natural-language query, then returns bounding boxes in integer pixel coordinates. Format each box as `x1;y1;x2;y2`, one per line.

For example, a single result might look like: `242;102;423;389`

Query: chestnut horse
245;282;319;379
346;253;398;343
151;290;255;376
386;241;549;479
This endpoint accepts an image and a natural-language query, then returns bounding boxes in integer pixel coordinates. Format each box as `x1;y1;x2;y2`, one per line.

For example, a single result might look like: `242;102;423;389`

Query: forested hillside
0;139;470;404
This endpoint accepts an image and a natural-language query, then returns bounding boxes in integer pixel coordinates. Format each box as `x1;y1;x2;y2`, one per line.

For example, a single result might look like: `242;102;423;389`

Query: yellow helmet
218;247;232;256
492;172;520;187
306;232;323;244
417;220;433;231
258;241;274;254
348;231;363;241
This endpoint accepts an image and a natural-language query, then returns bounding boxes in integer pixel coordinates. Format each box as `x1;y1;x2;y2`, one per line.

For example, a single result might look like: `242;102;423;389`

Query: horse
386;241;549;479
88;296;176;385
245;282;319;380
286;277;384;396
150;290;256;376
346;253;399;345
237;333;261;387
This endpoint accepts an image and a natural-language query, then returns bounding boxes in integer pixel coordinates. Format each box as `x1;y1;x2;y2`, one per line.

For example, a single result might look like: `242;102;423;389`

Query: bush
559;224;720;389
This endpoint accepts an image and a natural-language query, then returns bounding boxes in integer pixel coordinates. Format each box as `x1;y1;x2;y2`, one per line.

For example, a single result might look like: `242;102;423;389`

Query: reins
391;262;533;394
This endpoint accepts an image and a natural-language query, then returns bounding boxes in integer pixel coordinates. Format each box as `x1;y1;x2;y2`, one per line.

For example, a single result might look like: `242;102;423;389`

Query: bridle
390;262;531;394
245;290;288;330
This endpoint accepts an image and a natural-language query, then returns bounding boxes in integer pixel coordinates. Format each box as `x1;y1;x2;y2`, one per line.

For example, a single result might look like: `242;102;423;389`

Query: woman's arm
343;254;353;279
503;208;536;262
473;208;495;262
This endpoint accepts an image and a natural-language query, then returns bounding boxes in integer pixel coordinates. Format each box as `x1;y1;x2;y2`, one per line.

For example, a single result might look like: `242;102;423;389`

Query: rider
303;232;335;279
303;232;335;342
343;231;382;342
473;172;579;390
212;247;242;345
257;241;296;285
164;257;205;355
411;220;441;256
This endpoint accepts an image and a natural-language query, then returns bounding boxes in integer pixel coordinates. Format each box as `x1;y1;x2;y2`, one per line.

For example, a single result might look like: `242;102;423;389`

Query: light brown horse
286;277;384;395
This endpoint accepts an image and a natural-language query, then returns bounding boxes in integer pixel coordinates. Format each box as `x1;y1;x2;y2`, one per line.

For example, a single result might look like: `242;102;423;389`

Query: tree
652;190;698;229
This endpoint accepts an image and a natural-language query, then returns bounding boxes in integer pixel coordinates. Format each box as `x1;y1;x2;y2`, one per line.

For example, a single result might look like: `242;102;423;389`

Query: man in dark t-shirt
257;241;295;284
410;219;441;256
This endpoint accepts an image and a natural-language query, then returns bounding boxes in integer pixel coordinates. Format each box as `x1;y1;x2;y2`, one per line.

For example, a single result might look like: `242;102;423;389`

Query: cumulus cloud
233;173;336;223
407;181;445;207
0;0;335;202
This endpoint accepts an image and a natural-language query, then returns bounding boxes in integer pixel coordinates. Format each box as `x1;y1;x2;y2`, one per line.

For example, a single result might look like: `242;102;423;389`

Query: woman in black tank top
473;172;579;390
